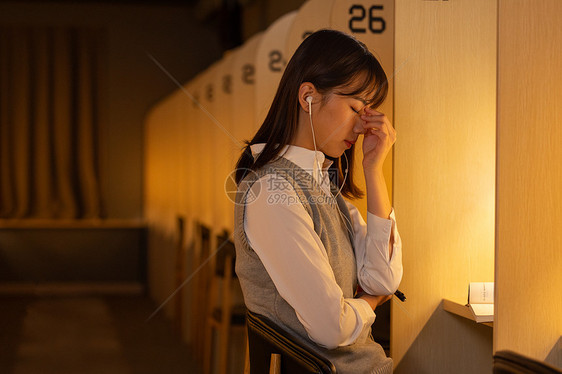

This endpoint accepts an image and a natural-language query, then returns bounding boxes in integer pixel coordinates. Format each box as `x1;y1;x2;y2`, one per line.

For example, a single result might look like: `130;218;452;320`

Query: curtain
0;27;103;219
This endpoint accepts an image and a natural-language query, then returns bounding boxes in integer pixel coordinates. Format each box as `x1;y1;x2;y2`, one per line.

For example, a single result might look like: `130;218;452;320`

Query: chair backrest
246;310;336;374
174;215;187;331
200;224;211;257
215;230;236;278
191;221;213;360
493;350;562;374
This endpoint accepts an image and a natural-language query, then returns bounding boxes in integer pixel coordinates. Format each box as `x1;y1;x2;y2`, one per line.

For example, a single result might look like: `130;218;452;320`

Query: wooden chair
245;310;335;374
493;350;562;374
191;222;213;362
174;215;187;332
370;300;391;356
203;230;247;374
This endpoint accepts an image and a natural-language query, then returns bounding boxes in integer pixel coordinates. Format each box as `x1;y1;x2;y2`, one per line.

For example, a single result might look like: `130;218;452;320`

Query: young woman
233;29;403;374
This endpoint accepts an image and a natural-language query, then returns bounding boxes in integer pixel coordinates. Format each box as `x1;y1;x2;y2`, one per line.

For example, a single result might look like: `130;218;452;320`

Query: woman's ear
298;82;318;113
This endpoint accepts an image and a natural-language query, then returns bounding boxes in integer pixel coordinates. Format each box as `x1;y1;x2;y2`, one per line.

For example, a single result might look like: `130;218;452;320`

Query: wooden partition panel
176;91;188;222
392;1;496;372
168;90;186;229
285;0;335;58
178;80;196;238
199;61;226;230
495;0;562;367
211;52;237;232
231;33;263;146
255;11;296;126
188;76;204;224
178;79;198;343
198;65;219;228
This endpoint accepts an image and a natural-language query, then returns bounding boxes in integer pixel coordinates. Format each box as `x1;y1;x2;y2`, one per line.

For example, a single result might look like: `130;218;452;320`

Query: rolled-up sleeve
245;175;376;349
346;202;403;295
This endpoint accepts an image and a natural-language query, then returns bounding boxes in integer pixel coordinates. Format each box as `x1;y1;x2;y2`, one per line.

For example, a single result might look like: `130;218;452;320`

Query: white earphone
306;96;321;182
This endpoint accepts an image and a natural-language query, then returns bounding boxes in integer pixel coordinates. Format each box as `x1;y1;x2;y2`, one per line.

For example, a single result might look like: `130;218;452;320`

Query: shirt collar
249;143;334;182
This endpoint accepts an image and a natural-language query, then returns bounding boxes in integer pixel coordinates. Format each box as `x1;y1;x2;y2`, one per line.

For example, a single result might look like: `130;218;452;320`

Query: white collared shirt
244;143;403;349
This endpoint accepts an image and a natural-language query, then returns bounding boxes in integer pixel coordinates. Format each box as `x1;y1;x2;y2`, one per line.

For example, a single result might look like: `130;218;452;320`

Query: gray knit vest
234;157;393;374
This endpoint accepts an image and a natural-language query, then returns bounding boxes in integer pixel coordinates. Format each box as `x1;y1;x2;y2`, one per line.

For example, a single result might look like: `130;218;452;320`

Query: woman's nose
353;119;366;134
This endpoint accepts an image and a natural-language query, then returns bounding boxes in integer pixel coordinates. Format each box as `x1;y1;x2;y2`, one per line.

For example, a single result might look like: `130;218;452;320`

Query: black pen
394;290;406;302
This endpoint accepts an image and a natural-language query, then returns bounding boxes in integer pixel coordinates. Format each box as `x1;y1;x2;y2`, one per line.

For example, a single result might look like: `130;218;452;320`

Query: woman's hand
357;291;392;311
360;107;396;172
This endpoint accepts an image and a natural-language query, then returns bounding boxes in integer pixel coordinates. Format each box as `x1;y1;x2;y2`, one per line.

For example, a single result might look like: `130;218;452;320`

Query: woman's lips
344;140;355;148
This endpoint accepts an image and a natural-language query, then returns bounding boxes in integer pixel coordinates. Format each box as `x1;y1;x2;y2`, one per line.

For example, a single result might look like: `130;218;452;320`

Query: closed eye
351;107;359;114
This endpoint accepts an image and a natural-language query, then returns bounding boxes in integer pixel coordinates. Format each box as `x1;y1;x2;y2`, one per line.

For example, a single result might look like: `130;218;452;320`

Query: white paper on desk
470;304;494;317
468;282;494;323
470;304;494;319
468;282;494;304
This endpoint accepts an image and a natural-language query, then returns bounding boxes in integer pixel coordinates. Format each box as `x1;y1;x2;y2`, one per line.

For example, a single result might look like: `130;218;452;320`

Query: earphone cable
308;98;322;182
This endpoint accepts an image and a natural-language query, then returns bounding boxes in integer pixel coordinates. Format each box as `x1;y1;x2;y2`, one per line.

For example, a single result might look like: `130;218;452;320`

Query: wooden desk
442;299;493;328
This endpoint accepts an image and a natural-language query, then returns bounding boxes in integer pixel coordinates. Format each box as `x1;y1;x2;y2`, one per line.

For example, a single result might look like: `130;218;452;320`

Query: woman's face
313;93;367;158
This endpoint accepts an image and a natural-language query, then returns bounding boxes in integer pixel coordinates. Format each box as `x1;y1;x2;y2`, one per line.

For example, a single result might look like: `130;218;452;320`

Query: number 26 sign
348;4;385;34
330;0;394;77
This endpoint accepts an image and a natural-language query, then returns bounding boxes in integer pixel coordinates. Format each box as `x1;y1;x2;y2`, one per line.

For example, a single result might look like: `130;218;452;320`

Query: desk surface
442;299;493;328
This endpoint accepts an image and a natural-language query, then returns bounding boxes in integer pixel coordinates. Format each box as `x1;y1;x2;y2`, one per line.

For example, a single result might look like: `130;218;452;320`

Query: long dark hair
234;29;388;199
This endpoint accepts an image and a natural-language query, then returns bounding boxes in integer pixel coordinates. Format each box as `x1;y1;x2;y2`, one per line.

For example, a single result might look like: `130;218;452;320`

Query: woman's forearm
364;168;391;220
364;168;394;259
